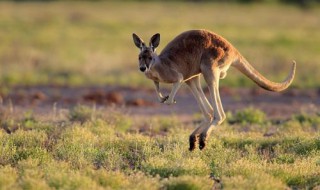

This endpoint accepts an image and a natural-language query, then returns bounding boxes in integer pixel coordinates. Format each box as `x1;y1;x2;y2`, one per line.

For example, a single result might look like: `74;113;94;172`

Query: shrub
43;161;103;190
69;105;98;123
228;107;266;125
223;173;287;190
104;111;132;132
275;154;295;164
0;166;19;189
53;126;99;168
142;135;209;178
269;157;320;188
0;130;49;165
163;175;214;190
17;158;51;190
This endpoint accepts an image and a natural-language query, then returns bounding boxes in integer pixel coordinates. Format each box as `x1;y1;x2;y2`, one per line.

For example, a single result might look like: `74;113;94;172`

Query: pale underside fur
132;29;296;151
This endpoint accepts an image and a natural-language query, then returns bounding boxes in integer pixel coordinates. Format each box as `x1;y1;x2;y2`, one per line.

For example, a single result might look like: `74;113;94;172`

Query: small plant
104;111;132;132
275;154;295;164
21;111;37;130
68;105;97;124
0;166;19;189
53;126;99;169
228;107;266;125
291;113;320;132
163;176;214;190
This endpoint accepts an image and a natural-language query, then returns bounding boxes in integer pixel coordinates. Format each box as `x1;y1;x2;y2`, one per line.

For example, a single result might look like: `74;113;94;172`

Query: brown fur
132;29;296;150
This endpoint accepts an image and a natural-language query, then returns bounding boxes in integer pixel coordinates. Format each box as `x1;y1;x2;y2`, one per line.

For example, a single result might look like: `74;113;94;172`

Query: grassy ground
0;2;319;189
0;105;319;189
0;2;319;88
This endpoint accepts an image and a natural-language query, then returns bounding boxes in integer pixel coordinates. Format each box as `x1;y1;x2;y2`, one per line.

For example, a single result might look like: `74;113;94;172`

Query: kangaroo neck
149;54;161;70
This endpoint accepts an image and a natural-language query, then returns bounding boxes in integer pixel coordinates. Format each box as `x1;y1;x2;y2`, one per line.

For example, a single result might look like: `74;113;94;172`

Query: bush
0;130;49;165
69;105;97;124
53;126;99;168
0;166;19;189
163;176;214;190
228;108;266;125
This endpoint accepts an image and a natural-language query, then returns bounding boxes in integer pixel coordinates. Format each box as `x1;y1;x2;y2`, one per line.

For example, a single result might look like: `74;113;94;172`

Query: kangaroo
132;29;296;151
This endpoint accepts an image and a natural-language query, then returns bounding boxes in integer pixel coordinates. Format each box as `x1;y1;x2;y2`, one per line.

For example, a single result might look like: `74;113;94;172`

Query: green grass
0;106;319;189
0;2;319;88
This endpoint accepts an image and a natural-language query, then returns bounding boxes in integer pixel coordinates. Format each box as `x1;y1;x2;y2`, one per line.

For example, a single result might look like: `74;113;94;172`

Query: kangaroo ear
132;33;145;49
149;33;160;51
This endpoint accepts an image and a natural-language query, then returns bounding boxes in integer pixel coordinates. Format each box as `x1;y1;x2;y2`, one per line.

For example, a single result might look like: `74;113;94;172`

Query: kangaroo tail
233;56;296;92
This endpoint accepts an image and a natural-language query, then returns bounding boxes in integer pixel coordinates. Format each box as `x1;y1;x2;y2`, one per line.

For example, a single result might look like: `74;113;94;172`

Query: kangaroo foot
199;133;207;150
189;134;199;151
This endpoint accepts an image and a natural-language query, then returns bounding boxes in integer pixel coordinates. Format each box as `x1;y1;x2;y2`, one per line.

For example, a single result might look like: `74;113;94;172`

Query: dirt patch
0;85;319;119
83;91;125;105
126;98;157;107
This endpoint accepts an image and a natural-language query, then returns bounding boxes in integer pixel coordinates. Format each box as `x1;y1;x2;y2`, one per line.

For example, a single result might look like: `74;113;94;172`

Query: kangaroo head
132;33;160;72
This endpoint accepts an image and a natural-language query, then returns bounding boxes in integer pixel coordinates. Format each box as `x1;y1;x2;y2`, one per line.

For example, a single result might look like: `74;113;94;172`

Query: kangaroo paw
199;134;207;150
189;135;198;151
160;96;169;103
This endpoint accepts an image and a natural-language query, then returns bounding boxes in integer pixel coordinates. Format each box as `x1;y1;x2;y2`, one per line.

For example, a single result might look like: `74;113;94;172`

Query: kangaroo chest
145;70;161;82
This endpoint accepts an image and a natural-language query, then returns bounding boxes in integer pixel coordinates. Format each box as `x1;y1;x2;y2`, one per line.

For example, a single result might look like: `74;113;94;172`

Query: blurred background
0;0;319;92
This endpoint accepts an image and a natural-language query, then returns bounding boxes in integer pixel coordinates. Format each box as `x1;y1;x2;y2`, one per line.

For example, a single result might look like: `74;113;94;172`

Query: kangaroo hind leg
186;76;213;151
199;66;226;150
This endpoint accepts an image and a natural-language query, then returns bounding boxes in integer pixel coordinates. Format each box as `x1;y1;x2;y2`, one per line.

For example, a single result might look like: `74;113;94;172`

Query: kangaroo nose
140;67;146;72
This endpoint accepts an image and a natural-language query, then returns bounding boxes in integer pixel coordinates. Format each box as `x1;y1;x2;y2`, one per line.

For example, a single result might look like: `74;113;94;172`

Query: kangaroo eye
139;57;142;60
148;57;152;60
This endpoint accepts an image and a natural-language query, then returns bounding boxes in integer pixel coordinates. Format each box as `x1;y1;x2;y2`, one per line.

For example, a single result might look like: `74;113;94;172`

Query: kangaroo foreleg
163;73;183;105
153;81;168;103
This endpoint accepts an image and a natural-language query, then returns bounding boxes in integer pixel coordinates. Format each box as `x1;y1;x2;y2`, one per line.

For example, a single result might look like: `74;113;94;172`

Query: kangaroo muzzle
140;66;146;72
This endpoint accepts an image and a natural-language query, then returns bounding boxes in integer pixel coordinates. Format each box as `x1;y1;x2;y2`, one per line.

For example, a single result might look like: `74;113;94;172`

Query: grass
0;2;319;189
0;2;319;89
0;105;319;189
